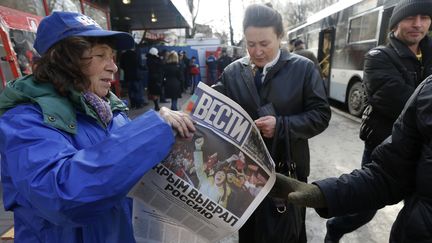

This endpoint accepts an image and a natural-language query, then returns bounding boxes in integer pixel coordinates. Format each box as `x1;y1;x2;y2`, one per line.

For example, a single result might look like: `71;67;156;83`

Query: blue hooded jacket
0;75;174;242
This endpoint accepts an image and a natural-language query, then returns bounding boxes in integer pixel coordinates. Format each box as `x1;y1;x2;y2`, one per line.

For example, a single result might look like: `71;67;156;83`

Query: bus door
318;28;335;94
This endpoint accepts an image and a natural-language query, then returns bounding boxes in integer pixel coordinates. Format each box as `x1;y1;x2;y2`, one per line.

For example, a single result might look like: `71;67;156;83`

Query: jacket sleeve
314;77;429;218
281;63;331;140
363;48;415;120
0;107;174;225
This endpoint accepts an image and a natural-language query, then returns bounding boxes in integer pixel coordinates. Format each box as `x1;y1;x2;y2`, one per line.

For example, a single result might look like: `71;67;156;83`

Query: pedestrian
288;39;296;52
325;0;432;242
178;50;187;92
205;52;218;85
120;47;145;109
0;11;195;243
158;49;169;103
147;47;164;111
181;51;191;90
163;51;183;111
271;72;432;242
212;3;331;243
189;56;200;94
293;39;323;78
217;48;233;75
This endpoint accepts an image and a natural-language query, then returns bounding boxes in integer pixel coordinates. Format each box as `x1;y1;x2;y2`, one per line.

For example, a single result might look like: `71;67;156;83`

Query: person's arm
271;76;429;217
363;48;415;120
279;63;331;140
193;137;207;183
0;108;174;225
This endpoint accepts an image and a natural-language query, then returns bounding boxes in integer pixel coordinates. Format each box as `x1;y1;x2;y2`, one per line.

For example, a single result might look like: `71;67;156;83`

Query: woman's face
244;26;281;68
81;44;118;97
215;170;226;186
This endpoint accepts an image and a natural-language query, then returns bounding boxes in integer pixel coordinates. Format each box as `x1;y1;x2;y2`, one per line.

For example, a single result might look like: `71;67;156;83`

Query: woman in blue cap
0;12;195;242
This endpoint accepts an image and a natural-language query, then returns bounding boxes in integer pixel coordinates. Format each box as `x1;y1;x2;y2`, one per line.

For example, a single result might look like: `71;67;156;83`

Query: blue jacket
0;75;174;242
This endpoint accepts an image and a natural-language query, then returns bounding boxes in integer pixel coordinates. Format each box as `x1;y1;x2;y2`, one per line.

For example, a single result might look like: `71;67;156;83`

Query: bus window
9;29;37;76
348;10;379;43
1;0;45;16
47;0;82;13
0;38;15;91
307;31;319;50
83;3;109;29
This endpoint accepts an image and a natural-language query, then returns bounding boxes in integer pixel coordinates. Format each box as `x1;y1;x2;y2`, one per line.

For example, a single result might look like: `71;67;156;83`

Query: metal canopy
109;0;192;31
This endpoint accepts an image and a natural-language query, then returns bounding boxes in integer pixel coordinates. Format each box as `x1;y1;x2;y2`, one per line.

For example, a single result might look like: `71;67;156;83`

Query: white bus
288;0;398;116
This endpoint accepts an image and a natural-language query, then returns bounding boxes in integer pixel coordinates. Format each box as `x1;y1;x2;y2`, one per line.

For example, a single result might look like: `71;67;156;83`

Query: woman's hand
254;116;276;138
159;107;195;138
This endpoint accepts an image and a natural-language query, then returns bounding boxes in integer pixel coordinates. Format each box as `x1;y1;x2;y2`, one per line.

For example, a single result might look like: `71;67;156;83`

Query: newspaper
130;82;276;242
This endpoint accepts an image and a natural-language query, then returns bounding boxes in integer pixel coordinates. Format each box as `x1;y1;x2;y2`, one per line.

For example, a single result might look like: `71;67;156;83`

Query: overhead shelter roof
110;0;192;31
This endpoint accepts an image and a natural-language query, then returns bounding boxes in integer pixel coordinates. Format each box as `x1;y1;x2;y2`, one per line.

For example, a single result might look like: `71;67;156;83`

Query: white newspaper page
130;82;276;242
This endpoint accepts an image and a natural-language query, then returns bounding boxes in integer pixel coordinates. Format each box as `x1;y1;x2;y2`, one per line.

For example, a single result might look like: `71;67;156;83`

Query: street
306;107;402;243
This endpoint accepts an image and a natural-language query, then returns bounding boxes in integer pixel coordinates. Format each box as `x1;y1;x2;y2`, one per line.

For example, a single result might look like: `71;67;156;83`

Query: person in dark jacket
217;49;232;75
325;1;432;241
147;47;164;111
180;51;191;90
163;51;183;110
271;73;432;242
206;52;218;85
293;39;323;78
0;11;195;243
213;3;331;243
120;48;145;108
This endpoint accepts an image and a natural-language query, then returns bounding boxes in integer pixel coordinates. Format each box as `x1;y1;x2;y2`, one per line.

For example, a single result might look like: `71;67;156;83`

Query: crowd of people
118;45;236;112
2;0;432;242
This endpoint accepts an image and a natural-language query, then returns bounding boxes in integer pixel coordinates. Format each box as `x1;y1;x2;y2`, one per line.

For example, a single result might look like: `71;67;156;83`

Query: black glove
270;173;327;208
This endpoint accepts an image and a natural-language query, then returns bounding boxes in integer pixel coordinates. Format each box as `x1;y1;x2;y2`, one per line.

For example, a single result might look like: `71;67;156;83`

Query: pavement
0;184;14;237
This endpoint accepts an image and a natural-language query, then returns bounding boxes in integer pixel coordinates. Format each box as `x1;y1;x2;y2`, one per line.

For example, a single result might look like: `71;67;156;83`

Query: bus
287;0;398;116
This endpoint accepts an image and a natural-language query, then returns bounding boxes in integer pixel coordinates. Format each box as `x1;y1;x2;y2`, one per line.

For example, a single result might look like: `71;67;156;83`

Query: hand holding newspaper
129;83;276;242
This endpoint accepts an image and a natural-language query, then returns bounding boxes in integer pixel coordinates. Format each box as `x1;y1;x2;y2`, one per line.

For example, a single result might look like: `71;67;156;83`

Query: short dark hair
294;39;304;47
33;36;115;96
243;3;284;38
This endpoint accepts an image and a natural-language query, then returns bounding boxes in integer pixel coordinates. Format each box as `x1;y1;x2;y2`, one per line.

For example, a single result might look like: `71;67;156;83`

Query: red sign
0;6;43;32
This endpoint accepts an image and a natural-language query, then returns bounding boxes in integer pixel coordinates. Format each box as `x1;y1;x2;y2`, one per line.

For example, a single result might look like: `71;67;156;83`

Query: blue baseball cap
34;11;135;55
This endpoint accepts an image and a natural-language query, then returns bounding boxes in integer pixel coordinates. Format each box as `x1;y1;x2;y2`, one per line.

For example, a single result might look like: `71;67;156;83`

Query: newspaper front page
130;83;276;242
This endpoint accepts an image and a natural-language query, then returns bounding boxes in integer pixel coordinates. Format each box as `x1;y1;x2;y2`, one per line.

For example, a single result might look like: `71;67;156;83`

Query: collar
249;50;281;77
0;75;128;134
389;32;432;60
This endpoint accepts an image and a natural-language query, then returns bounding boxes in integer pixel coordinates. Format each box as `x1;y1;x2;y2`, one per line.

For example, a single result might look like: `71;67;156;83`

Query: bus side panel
329;69;363;102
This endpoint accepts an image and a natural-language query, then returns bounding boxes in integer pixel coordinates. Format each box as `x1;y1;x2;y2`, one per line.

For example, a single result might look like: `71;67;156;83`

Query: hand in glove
270;173;327;208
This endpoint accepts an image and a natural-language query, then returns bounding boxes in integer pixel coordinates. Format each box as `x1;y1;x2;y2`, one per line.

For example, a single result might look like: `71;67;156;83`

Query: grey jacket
213;49;330;178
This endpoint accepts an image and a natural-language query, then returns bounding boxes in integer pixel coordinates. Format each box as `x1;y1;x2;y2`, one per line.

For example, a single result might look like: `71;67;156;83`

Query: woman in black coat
212;4;330;243
147;47;164;111
163;51;183;110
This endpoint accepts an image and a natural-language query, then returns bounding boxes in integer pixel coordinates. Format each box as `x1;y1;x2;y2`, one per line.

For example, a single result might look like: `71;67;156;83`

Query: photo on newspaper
130;82;276;242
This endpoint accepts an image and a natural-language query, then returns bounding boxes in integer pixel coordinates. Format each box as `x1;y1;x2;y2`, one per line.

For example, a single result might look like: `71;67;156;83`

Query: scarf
83;91;113;125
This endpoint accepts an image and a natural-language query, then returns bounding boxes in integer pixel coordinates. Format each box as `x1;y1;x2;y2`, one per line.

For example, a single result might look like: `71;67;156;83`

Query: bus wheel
347;82;365;117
